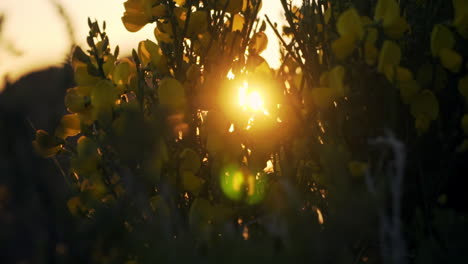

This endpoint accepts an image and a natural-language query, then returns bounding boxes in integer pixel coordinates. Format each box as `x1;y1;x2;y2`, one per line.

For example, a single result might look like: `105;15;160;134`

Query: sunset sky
0;0;296;90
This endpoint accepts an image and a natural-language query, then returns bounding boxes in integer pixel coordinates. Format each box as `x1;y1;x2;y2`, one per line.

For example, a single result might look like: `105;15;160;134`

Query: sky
0;0;294;91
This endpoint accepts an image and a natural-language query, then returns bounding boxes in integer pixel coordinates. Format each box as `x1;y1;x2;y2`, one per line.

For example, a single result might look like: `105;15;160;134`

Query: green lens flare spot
220;167;244;201
246;174;266;205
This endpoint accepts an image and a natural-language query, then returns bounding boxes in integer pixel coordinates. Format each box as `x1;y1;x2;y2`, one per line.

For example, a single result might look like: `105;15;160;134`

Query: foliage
33;0;468;263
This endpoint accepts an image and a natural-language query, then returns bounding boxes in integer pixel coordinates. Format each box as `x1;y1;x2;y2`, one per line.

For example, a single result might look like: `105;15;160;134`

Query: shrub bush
33;0;468;263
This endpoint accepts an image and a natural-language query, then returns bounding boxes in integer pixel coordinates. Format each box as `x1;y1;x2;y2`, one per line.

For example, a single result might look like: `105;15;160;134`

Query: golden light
263;160;274;173
238;81;269;115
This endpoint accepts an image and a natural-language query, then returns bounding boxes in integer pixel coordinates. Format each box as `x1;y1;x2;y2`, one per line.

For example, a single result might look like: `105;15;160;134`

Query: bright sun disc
239;82;267;113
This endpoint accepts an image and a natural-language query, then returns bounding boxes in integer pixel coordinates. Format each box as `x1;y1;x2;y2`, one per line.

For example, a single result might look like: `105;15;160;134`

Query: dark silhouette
0;65;75;264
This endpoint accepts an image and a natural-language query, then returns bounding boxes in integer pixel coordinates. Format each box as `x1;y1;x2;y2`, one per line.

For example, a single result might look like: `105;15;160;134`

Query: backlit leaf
55;114;81;139
74;65;100;86
397;79;421;104
384;66;413;83
232;14;245;32
310;87;340;109
329;65;346;96
378;40;401;73
439;48;462;73
158;77;186;110
65;87;89;113
453;0;468;38
77;136;98;158
138;39;167;71
337;8;363;40
180;148;201;173
431;24;455;57
67;196;85;216
181;171;204;195
112;58;137;87
90;80;118;124
249;32;268;55
364;28;379;65
374;0;400;28
122;12;149;32
410;90;439;121
332;34;356;60
384;16;409;39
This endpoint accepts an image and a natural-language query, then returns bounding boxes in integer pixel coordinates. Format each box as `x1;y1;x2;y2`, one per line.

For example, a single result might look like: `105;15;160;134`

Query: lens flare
220;167;244;201
220;166;267;204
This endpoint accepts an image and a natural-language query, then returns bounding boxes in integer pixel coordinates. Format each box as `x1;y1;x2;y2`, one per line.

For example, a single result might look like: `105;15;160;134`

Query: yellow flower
121;0;160;32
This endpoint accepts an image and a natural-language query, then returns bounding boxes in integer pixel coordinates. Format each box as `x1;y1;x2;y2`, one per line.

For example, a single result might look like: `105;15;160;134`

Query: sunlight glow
227;69;235;80
238;82;268;115
263;160;274;173
315;207;324;224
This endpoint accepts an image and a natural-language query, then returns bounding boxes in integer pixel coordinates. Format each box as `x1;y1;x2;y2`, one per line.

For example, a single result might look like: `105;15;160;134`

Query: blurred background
0;0;289;90
0;1;293;263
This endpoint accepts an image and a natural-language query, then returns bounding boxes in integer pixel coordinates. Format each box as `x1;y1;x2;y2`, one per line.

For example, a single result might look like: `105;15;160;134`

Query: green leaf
74;65;100;86
364;29;379;65
77;136;98;158
329;65;346;96
103;55;116;79
397;79;421;104
181;172;204;195
378;40;401;73
65;87;89;113
375;0;400;28
112;58;136;87
384;66;413;83
439;48;462;73
384;16;409;39
431;24;455;57
375;0;409;38
138;39;168;71
180;148;201;173
337;8;363;40
453;0;468;38
332;34;356;60
157;77;186;110
309;87;340;109
410;90;439;121
55;114;81;139
90;80;118;124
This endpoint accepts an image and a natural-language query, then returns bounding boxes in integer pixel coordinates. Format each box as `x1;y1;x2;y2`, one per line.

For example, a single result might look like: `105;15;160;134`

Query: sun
238;81;268;114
